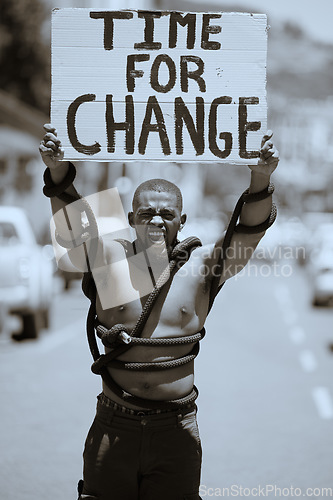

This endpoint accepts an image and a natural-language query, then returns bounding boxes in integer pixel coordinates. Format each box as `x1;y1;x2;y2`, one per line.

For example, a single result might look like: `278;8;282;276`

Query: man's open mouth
147;228;166;244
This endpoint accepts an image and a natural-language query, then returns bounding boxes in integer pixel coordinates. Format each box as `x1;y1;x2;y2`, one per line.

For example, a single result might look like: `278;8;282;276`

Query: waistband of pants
97;392;196;417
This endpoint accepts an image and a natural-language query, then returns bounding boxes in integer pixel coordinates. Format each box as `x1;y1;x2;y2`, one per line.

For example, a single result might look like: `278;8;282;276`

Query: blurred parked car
57;262;83;291
308;242;333;307
0;206;54;340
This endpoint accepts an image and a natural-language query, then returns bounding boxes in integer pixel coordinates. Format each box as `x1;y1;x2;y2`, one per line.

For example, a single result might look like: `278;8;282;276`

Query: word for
127;54;206;93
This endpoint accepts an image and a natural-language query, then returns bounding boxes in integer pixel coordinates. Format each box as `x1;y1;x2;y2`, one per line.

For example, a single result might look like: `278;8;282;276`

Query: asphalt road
1;261;332;500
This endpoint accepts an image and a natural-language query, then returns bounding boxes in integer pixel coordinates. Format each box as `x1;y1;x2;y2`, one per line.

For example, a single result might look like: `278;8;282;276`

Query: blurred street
1;1;333;499
1;260;332;499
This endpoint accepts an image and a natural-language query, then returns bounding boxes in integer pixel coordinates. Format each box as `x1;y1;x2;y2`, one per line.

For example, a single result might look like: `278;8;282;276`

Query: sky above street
48;1;333;45
217;0;333;44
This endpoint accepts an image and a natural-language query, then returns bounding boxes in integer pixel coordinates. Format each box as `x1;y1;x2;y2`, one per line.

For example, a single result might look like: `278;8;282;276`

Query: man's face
129;189;186;251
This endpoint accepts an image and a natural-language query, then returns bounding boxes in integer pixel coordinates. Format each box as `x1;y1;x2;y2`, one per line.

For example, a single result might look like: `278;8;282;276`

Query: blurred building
0;89;52;240
44;0;155;10
270;96;333;214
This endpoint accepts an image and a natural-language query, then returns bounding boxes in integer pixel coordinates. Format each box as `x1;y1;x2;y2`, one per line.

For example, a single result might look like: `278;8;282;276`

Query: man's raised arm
206;130;279;285
39;123;105;271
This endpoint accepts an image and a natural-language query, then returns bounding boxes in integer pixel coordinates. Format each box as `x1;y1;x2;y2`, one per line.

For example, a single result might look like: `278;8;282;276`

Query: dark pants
78;395;202;500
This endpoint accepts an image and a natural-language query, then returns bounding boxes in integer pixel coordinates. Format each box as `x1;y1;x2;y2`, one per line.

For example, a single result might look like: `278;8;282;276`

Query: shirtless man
40;124;279;500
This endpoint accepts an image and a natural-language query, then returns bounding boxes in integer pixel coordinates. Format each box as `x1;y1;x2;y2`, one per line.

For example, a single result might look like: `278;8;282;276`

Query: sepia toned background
1;1;332;498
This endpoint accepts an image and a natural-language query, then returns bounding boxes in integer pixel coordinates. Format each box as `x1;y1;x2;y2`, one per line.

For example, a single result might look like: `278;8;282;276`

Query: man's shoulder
101;236;133;263
191;242;215;258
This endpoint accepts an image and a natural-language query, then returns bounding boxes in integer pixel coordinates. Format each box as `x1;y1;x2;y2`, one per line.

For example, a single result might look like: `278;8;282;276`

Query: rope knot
98;324;131;348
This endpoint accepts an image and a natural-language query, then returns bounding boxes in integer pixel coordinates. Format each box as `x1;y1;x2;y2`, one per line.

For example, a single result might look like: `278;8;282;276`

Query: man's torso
93;239;214;408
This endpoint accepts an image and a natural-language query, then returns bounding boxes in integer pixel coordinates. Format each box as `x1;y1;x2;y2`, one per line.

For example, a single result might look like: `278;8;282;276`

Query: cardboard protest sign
51;9;267;163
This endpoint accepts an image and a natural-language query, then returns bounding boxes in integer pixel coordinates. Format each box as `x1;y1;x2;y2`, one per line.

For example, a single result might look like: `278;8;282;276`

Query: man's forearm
46;161;83;240
49;161;80;216
44;161;104;271
49;161;70;185
239;171;272;228
40;126;99;258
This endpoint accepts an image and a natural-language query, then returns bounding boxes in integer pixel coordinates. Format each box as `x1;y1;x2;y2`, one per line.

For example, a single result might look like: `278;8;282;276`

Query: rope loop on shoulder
170;236;202;261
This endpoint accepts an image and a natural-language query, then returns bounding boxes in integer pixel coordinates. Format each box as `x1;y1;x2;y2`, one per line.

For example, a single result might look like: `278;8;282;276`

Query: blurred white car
0;206;54;339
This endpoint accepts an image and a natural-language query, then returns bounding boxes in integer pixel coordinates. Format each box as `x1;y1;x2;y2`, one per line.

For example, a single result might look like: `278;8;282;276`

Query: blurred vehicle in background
302;213;333;263
0;206;54;340
307;224;333;306
0;301;7;334
57;260;83;291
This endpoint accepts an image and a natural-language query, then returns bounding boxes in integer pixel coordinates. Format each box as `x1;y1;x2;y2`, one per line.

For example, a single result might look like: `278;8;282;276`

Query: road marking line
290;326;306;345
299;350;317;373
274;284;300;327
274;284;291;306
37;318;84;354
283;309;298;326
312;387;333;420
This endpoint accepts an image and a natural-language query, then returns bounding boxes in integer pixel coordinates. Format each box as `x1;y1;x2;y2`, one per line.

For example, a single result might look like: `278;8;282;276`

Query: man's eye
162;213;174;220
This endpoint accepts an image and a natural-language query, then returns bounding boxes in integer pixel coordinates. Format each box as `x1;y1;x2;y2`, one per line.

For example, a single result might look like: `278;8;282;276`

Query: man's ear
179;213;187;231
128;211;134;228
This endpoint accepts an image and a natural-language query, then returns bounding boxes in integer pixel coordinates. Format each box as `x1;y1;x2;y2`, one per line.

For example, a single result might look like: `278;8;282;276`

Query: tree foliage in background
0;0;50;114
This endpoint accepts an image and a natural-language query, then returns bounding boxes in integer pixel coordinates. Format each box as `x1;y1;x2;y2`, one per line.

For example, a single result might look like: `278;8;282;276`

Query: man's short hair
132;178;183;211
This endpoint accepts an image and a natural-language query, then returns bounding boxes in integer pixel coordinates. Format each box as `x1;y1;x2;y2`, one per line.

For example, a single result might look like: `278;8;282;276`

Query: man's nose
150;215;164;225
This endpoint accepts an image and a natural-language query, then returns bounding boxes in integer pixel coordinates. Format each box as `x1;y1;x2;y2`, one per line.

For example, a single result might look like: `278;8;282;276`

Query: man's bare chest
95;248;211;335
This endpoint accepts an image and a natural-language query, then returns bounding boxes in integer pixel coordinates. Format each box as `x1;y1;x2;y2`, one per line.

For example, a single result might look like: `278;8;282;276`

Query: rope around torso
87;236;205;409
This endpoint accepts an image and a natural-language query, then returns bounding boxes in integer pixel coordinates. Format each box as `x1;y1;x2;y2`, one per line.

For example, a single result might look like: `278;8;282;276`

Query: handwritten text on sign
51;9;267;163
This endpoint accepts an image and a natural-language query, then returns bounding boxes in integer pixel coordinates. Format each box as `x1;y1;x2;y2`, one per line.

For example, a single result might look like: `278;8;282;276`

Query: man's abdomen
104;360;195;408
